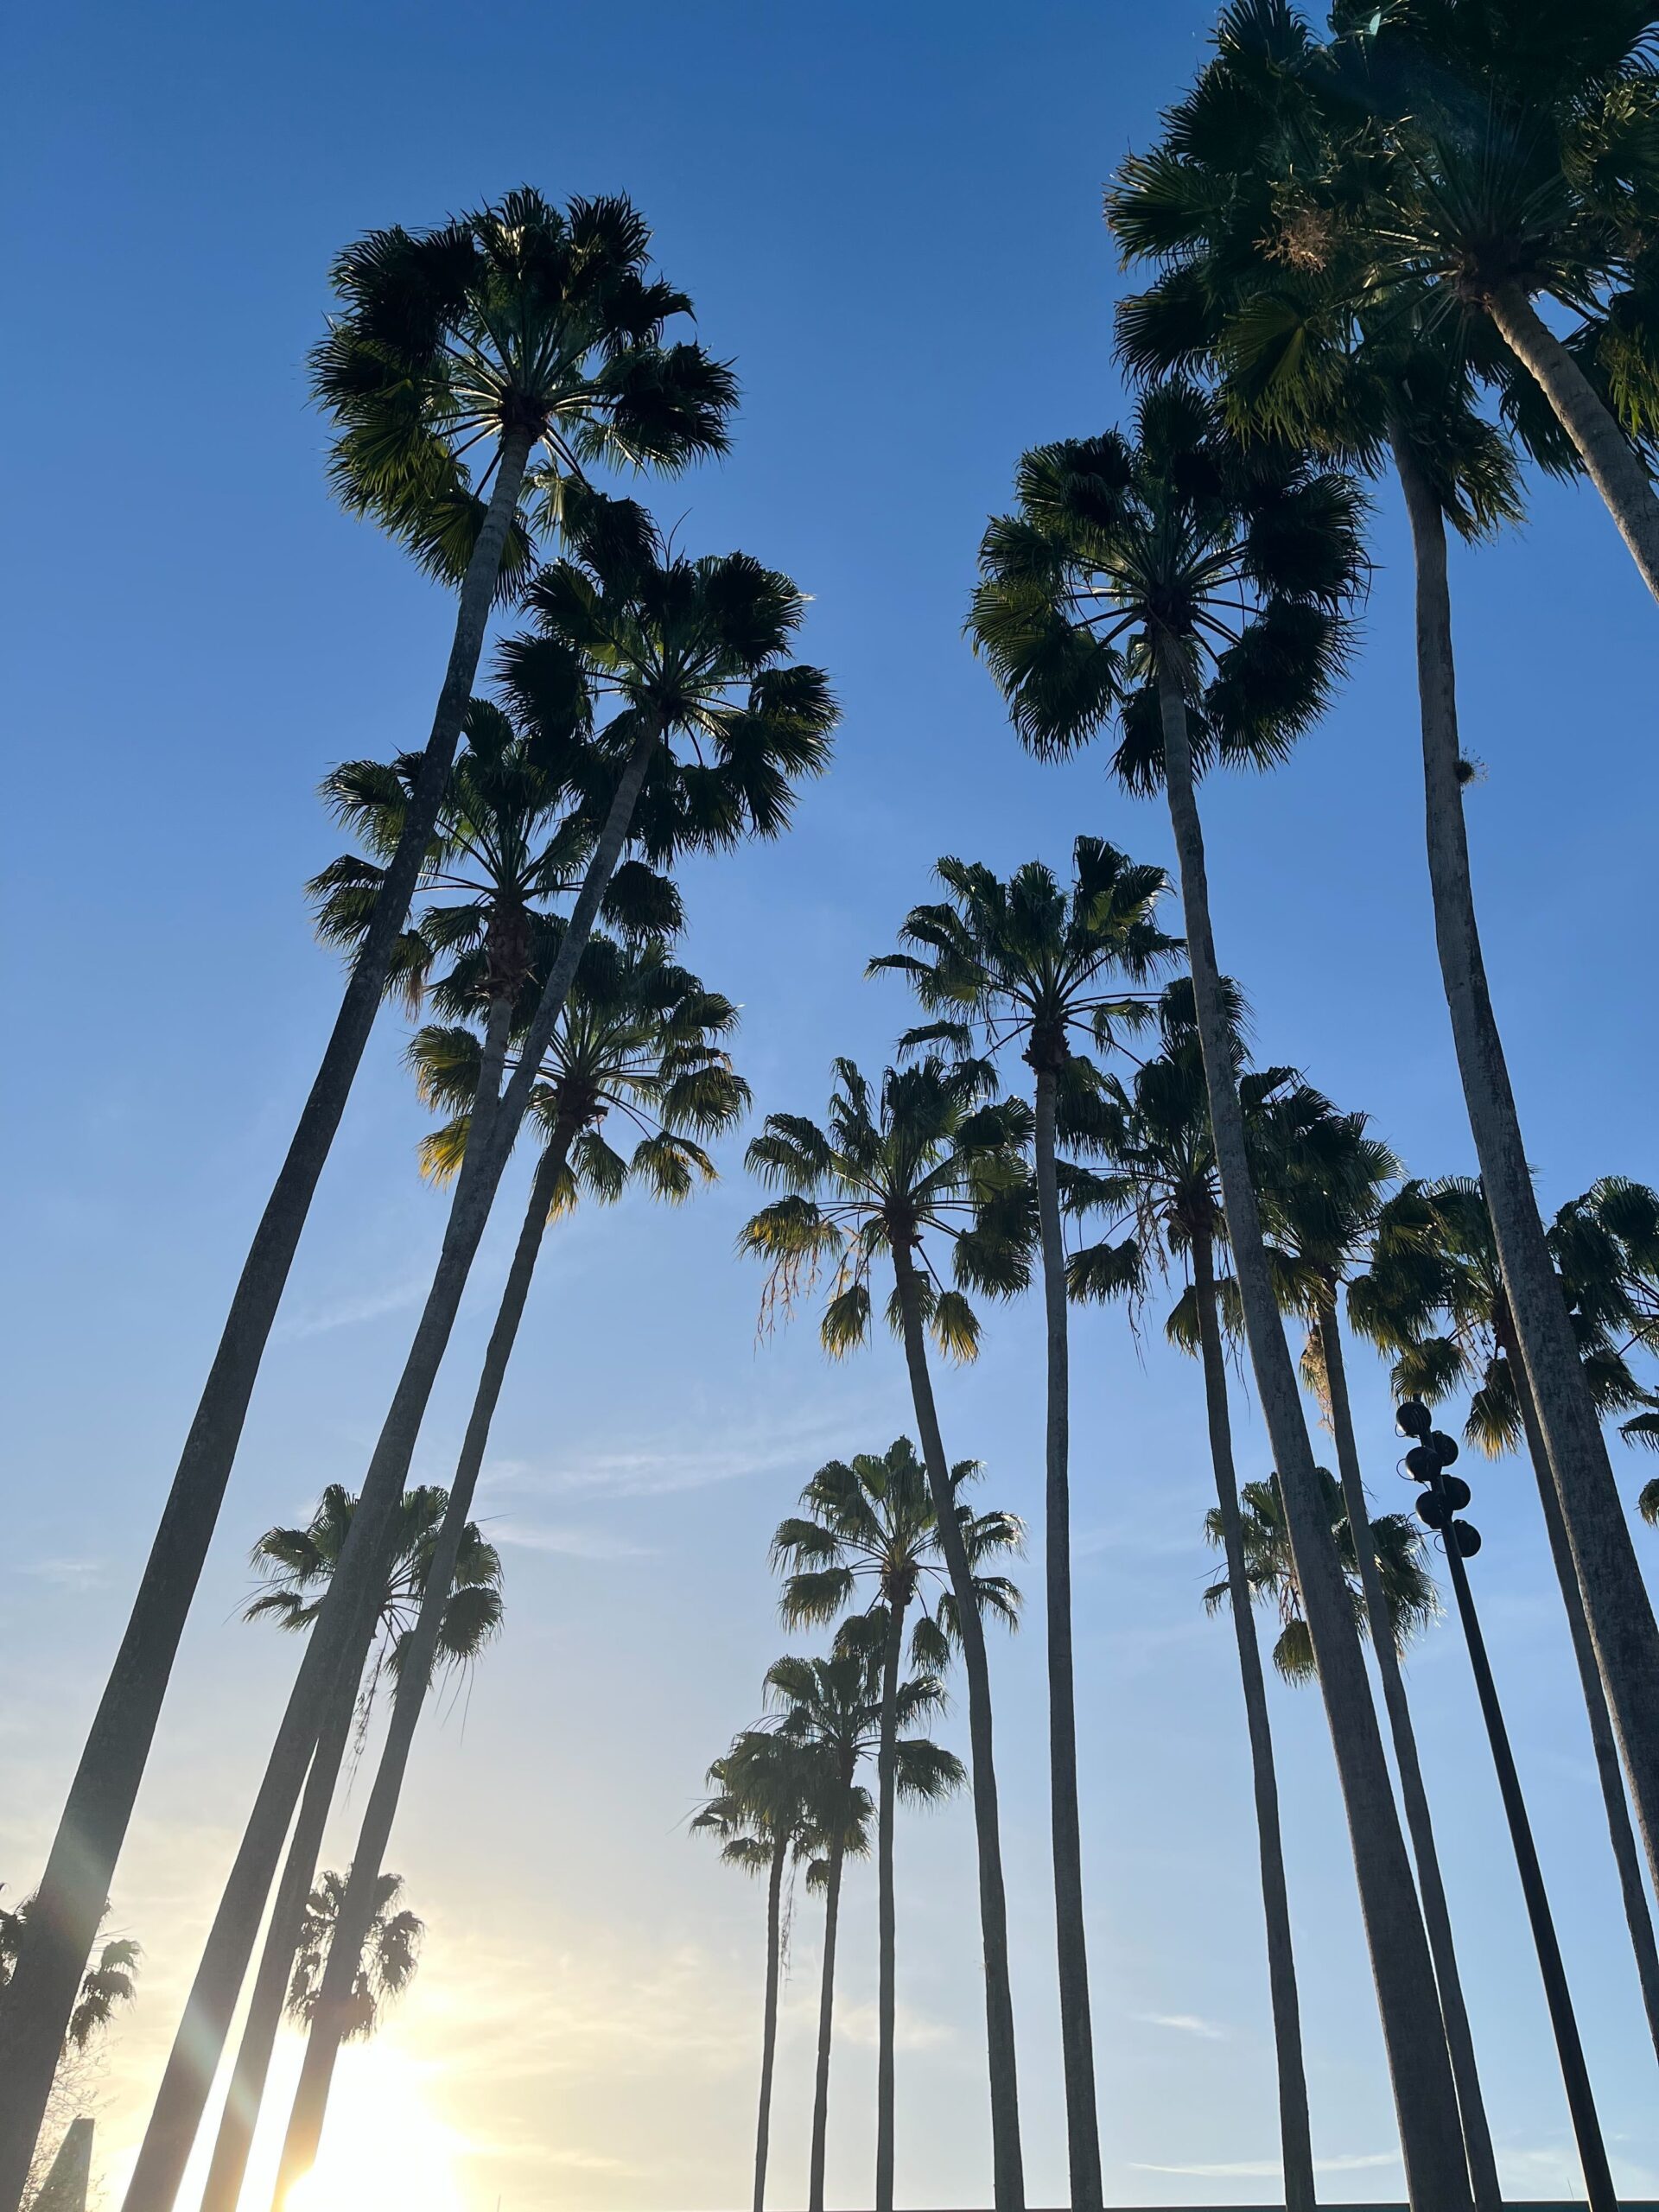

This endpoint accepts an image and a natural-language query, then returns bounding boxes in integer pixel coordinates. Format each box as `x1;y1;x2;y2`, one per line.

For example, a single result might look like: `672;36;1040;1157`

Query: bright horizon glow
253;2045;467;2212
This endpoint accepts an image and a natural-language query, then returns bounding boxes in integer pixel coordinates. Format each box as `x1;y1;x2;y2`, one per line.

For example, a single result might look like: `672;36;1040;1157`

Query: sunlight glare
278;2044;467;2212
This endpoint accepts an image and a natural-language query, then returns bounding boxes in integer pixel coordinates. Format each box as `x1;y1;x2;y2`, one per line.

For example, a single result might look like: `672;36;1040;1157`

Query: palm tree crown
772;1440;1023;1666
410;926;749;1207
312;187;737;584
499;503;837;868
245;1483;503;1694
1206;1466;1440;1683
871;839;1178;1077
740;1056;1031;1362
285;1872;423;2044
969;379;1365;792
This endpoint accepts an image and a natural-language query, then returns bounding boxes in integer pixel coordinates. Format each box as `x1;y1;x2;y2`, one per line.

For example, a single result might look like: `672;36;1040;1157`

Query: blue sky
6;3;1659;2207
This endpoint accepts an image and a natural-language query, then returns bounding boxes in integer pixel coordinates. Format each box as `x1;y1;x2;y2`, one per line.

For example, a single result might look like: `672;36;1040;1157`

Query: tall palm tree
0;1901;140;2053
1323;0;1659;596
1270;1103;1500;2201
1108;0;1659;1916
772;1440;1014;2212
761;1649;957;2212
124;531;831;2212
868;842;1173;2212
692;1731;829;2212
244;1483;504;1724
1066;986;1323;2212
267;935;747;2209
741;1057;1031;2210
1206;1468;1440;1685
0;202;733;2177
198;1490;501;2212
970;386;1470;2208
284;1872;423;2046
3;1897;142;2210
1351;1176;1659;2063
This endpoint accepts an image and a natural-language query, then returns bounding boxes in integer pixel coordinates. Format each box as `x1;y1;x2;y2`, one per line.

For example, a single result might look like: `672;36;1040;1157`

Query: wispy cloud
14;1557;107;1588
1134;2011;1230;2042
486;1402;874;1503
831;1999;954;2052
1132;2152;1397;2177
491;1520;655;1561
274;1270;429;1341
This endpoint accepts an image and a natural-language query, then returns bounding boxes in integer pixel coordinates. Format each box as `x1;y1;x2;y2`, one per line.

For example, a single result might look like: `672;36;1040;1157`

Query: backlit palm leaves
1205;1466;1439;1683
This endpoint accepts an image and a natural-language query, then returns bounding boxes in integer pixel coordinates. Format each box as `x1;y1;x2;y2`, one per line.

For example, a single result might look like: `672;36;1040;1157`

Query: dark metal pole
1398;1403;1618;2212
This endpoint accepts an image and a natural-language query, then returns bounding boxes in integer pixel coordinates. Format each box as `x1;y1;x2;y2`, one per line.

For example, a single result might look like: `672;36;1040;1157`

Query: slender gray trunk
1501;1319;1659;2064
1317;1307;1500;2209
122;984;525;2212
1193;1232;1317;2212
806;1809;849;2212
197;1675;357;2212
890;1243;1024;2212
1393;429;1659;1893
753;1834;787;2212
270;1124;577;2209
1033;1063;1103;2211
1486;283;1659;605
0;427;535;2211
874;1586;906;2212
1154;645;1471;2212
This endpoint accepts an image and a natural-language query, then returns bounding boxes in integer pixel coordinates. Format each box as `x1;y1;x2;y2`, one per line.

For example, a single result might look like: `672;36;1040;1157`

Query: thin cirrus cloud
1132;2011;1230;2042
1131;2153;1399;2177
485;1397;893;1504
273;1269;430;1341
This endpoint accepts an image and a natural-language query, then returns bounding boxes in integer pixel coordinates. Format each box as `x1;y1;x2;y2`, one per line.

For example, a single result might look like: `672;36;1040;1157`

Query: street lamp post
1395;1398;1618;2212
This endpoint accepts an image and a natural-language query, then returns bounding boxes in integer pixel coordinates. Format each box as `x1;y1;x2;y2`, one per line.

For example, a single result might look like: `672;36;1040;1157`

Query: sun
248;2043;468;2212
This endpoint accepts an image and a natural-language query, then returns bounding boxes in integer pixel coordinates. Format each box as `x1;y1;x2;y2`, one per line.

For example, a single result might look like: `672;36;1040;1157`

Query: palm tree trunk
1154;644;1472;2212
890;1242;1025;2212
1392;429;1659;1895
0;427;535;2209
807;1826;848;2212
122;991;527;2212
1316;1306;1500;2209
1033;1061;1103;2212
1485;284;1659;605
874;1586;906;2212
270;1122;579;2211
1192;1230;1317;2212
197;1671;358;2212
1498;1313;1659;2064
753;1834;788;2212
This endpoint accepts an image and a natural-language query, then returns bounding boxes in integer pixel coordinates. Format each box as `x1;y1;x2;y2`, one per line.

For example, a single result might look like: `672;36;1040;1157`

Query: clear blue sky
5;3;1659;2208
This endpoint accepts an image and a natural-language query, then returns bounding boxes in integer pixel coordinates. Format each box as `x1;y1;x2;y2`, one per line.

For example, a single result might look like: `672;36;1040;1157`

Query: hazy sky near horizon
6;3;1659;2209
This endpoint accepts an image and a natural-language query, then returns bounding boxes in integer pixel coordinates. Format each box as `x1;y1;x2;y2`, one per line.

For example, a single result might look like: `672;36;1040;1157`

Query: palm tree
1207;1468;1440;1684
761;1649;958;2212
245;1482;504;1722
0;1899;140;2053
1351;1176;1659;2063
1065;986;1322;2212
305;697;593;1160
197;1490;500;2212
741;1057;1031;2210
1108;0;1659;1918
1271;1103;1500;2202
970;386;1470;2207
868;842;1173;2212
3;1897;141;2210
268;936;745;2208
285;1872;423;2045
692;1732;828;2212
124;530;832;2212
1323;0;1659;597
0;202;733;2175
772;1440;1013;2212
